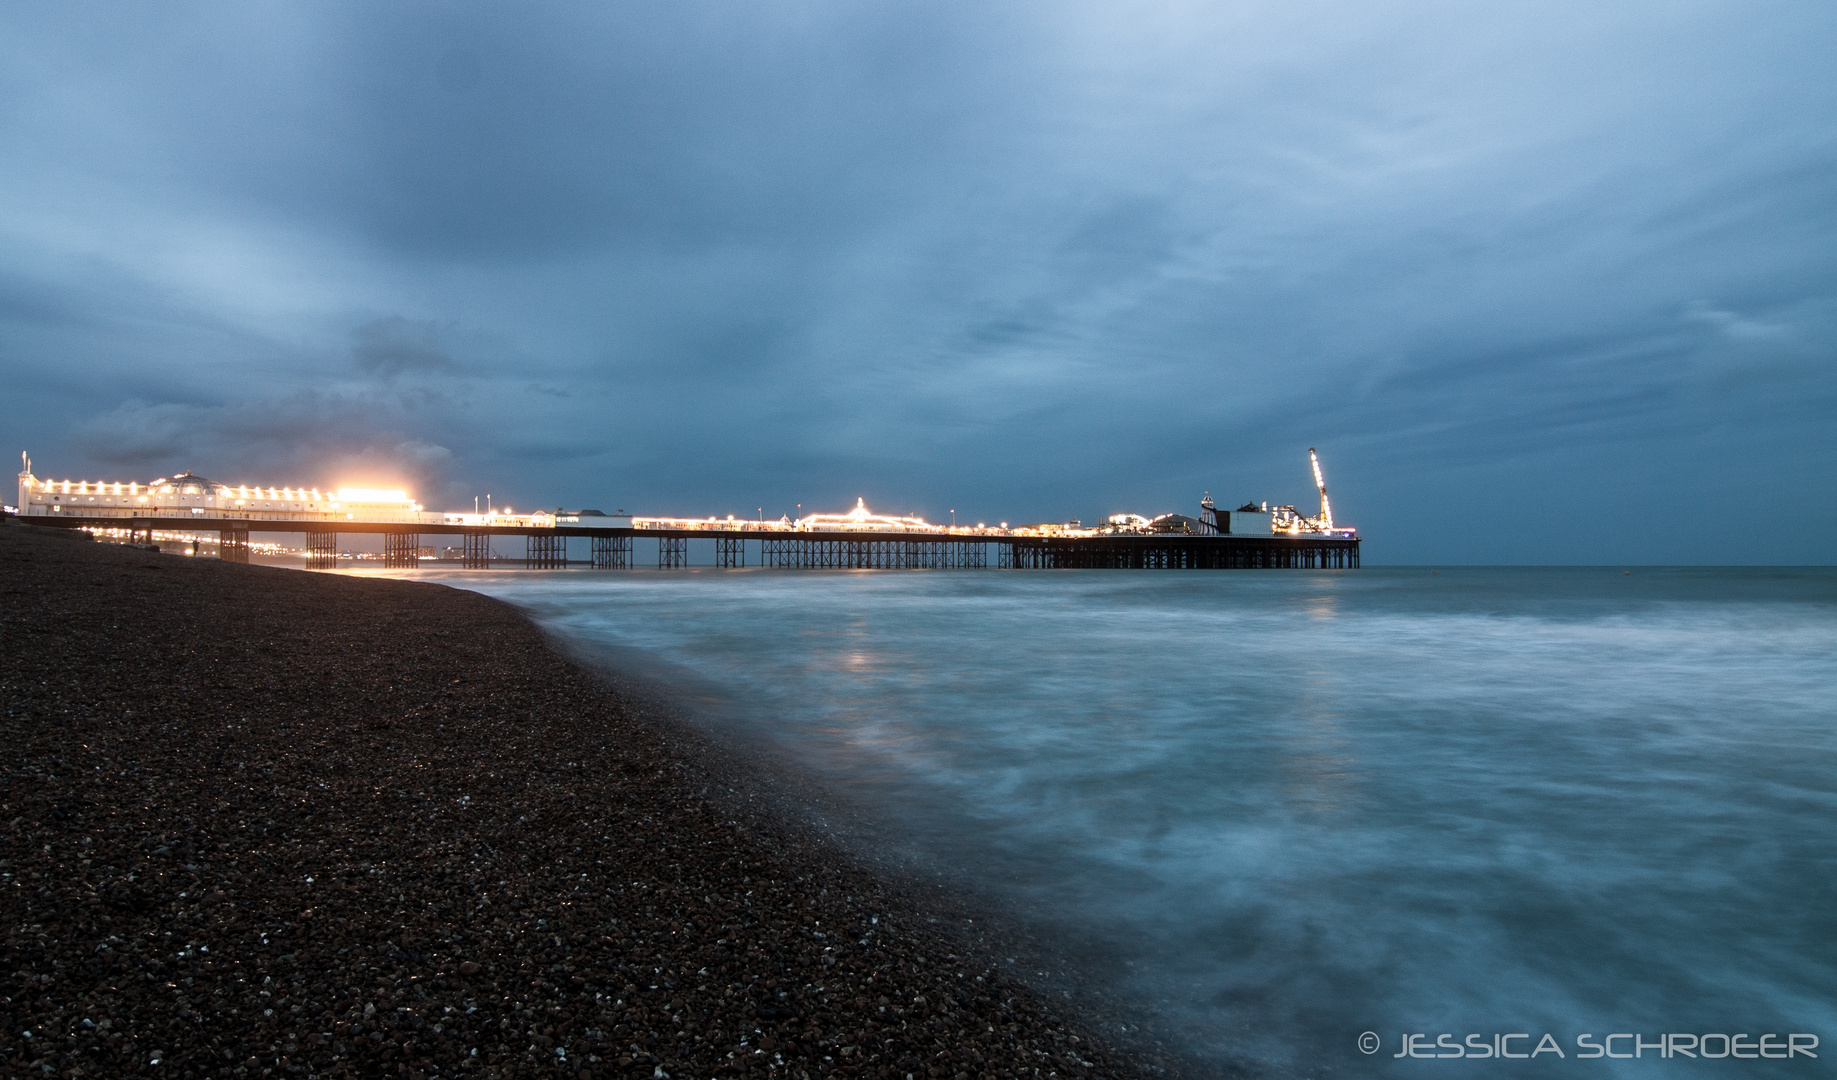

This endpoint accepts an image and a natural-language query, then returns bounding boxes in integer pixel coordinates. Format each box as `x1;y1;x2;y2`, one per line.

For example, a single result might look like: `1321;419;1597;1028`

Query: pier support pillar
590;535;630;569
716;535;744;568
526;534;565;569
1003;535;1358;570
659;536;688;569
382;532;420;568
304;530;338;570
761;538;796;568
461;532;490;569
218;524;250;564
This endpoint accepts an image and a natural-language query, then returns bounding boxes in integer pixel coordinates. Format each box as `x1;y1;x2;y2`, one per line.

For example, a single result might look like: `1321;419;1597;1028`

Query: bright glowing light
797;498;939;532
335;487;411;503
633;498;965;532
1308;447;1333;530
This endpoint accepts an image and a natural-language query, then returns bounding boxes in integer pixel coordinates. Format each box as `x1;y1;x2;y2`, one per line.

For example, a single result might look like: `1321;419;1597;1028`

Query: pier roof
149;471;222;496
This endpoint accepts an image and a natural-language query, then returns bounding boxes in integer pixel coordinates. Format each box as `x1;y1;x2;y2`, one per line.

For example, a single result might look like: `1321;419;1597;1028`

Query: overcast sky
3;2;1833;562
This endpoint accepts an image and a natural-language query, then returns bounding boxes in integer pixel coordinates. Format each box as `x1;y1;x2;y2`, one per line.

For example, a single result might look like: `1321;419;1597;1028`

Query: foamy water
389;565;1837;1077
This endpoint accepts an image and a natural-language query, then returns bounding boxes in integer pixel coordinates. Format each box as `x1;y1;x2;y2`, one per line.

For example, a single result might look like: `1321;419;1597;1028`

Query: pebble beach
0;526;1164;1080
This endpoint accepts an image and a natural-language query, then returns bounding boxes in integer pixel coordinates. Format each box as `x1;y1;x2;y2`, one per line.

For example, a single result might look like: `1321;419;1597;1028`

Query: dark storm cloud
68;393;456;493
352;317;458;375
2;0;1834;561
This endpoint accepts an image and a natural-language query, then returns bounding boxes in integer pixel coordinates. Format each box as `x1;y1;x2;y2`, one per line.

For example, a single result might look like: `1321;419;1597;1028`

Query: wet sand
0;524;1173;1080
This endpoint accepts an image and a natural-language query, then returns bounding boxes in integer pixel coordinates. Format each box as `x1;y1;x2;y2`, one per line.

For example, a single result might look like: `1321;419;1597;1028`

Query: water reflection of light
1280;670;1357;815
1304;592;1340;622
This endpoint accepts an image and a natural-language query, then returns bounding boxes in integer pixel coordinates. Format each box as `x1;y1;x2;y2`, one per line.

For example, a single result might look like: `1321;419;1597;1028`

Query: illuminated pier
11;453;1359;570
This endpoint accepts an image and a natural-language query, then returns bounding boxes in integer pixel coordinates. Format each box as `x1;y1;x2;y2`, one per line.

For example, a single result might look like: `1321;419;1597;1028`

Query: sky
2;1;1833;563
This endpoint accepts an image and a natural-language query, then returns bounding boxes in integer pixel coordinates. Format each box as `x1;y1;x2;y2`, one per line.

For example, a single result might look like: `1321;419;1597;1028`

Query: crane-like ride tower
1266;447;1352;535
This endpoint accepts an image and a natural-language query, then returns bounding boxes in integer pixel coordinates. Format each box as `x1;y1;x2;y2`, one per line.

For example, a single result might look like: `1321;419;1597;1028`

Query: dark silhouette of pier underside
25;515;1359;570
1009;534;1359;569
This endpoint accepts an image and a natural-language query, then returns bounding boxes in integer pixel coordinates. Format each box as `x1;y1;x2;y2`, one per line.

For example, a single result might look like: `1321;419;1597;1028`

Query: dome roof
150;469;224;496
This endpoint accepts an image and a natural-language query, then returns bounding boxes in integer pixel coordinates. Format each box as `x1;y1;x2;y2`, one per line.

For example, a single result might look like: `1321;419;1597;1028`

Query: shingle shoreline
0;526;1174;1080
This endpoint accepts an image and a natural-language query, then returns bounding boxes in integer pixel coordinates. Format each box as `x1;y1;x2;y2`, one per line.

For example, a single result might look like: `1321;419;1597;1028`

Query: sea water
398;566;1837;1077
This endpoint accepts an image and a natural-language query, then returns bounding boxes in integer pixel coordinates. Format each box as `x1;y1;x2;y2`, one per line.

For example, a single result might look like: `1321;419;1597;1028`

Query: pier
12;460;1360;570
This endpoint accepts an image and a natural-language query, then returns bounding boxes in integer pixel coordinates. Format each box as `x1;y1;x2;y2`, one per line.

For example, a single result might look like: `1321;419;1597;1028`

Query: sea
389;565;1837;1078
